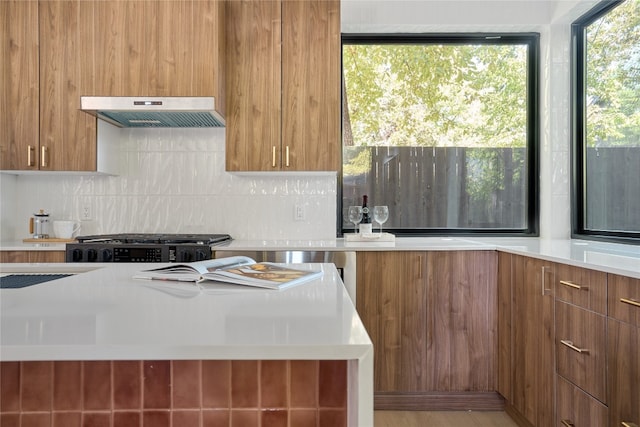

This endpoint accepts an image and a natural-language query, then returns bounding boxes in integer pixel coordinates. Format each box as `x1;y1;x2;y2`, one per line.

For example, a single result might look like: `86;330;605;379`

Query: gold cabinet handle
285;145;290;167
272;146;276;168
40;146;48;168
560;280;588;291
561;420;575;427
560;339;589;354
620;298;640;308
27;145;35;167
621;422;638;427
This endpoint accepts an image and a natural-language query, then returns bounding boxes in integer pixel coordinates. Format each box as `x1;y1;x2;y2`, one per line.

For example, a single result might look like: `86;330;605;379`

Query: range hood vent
80;96;225;128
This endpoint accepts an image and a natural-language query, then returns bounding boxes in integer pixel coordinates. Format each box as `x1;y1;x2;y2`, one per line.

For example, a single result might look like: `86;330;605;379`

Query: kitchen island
0;262;373;427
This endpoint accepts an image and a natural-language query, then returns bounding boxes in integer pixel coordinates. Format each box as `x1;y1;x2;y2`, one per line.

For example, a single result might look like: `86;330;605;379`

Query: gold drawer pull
40;146;48;168
27;145;35;166
561;420;575;427
560;339;589;354
272;146;277;168
620;298;640;308
285;145;290;167
621;423;638;427
560;280;588;291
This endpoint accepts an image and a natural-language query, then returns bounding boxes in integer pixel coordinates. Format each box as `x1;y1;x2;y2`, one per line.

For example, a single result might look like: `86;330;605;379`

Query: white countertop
216;237;640;279
2;236;639;279
0;263;372;362
1;241;67;251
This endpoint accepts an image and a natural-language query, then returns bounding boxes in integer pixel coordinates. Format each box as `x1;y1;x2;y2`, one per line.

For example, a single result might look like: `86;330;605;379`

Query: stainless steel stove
65;233;232;263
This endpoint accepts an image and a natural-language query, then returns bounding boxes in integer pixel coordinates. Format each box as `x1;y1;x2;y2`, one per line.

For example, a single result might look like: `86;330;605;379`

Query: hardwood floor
374;410;519;427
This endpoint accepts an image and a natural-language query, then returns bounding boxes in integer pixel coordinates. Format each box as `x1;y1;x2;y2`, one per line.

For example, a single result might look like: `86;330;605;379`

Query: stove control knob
72;248;83;262
195;249;208;261
87;249;98;262
179;250;193;262
101;249;113;262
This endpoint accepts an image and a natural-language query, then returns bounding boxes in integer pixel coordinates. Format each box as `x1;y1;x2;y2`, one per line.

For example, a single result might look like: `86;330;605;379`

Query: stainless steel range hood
80;96;225;128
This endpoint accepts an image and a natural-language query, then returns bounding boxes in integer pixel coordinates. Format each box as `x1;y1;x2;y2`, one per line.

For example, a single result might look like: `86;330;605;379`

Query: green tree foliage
586;0;640;147
342;40;531;202
342;42;528;149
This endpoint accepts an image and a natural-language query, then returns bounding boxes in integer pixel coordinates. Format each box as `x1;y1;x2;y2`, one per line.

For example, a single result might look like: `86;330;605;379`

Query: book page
202;262;322;290
133;256;255;282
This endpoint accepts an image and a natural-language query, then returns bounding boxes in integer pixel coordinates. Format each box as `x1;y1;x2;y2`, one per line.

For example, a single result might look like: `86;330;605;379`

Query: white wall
0;0;598;242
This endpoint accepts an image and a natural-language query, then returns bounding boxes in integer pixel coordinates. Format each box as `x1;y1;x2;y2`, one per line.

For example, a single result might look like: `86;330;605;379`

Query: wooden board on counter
22;238;76;243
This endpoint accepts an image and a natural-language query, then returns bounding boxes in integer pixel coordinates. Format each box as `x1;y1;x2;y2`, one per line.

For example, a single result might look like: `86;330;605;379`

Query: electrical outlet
82;205;91;221
294;204;305;221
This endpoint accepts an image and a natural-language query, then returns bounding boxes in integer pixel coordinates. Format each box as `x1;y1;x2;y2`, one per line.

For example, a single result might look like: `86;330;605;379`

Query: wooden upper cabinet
39;0;96;172
2;0;225;172
225;0;340;172
281;0;340;172
93;1;225;99
2;0;99;172
225;0;281;171
0;1;39;170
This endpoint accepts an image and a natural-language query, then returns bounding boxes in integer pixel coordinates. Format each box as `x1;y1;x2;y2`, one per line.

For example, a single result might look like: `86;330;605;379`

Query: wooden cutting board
23;238;77;243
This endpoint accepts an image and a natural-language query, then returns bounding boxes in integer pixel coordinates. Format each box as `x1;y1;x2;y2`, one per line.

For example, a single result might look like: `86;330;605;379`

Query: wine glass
373;206;389;235
347;206;363;233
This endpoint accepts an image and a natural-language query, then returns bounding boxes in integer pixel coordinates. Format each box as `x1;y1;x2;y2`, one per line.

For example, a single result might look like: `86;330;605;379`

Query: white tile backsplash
2;129;337;241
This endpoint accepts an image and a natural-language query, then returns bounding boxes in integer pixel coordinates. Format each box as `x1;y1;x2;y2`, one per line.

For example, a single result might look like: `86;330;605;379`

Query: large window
572;0;640;243
340;34;539;235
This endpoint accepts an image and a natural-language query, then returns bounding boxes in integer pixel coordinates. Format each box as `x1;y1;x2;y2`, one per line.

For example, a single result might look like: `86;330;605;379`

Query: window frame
339;33;540;236
571;0;640;244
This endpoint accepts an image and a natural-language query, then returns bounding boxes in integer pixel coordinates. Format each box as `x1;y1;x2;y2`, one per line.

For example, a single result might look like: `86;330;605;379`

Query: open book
133;256;322;290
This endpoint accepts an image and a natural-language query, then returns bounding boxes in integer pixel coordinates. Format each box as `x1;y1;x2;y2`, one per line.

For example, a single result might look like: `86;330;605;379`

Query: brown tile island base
0;263;372;426
0;359;347;427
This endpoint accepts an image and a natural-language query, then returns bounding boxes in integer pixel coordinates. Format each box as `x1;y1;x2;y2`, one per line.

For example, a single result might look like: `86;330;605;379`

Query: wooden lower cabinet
356;250;500;410
556;374;608;427
608;274;640;427
499;254;555;427
499;257;640;427
555;301;607;404
0;251;65;263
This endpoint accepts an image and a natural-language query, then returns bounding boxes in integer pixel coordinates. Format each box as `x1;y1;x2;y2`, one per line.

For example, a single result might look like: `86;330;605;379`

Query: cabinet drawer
608;274;640;327
608;318;640;427
0;251;65;263
555;264;607;315
556;375;608;427
556;301;607;403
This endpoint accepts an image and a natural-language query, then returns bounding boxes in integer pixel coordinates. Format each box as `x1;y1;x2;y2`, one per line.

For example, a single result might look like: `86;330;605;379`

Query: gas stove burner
75;233;232;245
68;233;232;263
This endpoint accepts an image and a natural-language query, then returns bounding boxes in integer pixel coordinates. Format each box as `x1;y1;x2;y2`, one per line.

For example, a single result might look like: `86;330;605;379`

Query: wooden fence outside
342;146;639;233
